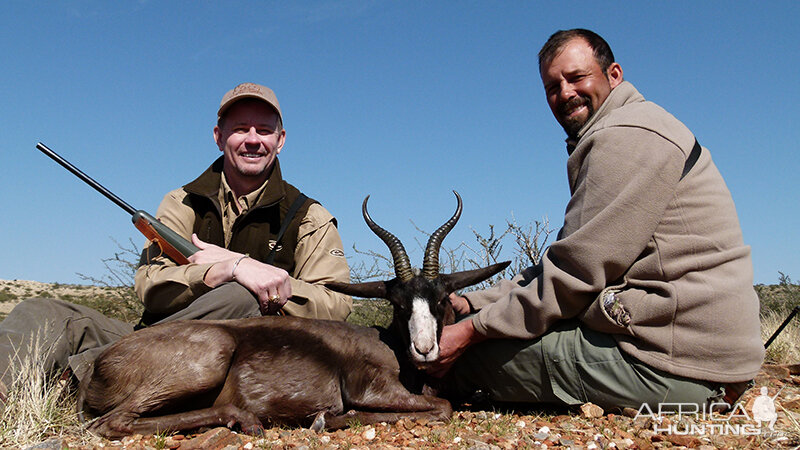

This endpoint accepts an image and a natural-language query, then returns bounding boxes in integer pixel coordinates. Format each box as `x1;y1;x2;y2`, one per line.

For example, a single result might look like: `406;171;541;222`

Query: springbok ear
325;281;388;299
440;261;511;292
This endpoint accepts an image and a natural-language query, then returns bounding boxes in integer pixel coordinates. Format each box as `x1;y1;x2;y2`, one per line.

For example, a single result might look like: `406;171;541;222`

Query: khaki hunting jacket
466;81;764;383
134;157;352;321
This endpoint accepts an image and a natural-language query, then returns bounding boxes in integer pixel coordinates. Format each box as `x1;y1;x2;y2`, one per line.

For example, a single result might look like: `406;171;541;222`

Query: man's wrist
467;317;488;345
230;254;250;280
460;318;487;346
462;295;476;314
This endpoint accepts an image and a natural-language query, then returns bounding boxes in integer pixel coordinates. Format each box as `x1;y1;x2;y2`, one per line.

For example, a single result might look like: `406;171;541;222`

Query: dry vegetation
1;227;799;448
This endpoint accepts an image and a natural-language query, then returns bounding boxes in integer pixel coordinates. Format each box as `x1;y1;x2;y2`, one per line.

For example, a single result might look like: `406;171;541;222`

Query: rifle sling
265;193;308;265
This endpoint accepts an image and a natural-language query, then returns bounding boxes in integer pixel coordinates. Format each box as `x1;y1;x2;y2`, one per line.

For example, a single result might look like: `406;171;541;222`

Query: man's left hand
188;234;292;314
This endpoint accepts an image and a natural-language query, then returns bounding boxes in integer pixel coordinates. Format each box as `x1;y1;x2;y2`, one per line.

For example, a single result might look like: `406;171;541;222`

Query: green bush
756;272;800;316
69;289;143;324
347;299;393;328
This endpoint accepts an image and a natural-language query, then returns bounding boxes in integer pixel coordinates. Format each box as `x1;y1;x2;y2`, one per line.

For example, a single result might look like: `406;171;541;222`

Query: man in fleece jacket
430;29;764;411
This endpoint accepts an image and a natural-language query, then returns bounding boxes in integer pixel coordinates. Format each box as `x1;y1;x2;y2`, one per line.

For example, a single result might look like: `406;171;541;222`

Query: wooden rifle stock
132;211;195;265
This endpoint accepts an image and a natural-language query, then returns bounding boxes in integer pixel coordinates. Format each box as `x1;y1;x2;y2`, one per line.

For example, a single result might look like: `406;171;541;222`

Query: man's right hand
189;234;292;314
426;318;486;377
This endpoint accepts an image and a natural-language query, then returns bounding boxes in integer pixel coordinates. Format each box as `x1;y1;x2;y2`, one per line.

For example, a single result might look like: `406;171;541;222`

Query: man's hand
189;234;292;315
188;233;239;265
226;256;292;315
448;292;472;315
426;319;486;378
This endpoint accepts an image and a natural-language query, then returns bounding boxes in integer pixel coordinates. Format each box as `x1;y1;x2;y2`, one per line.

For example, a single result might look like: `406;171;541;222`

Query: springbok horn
325;280;387;299
440;261;511;293
422;191;462;280
362;196;414;282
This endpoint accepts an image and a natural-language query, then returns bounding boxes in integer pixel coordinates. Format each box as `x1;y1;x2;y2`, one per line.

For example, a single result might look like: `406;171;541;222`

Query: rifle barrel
36;142;137;216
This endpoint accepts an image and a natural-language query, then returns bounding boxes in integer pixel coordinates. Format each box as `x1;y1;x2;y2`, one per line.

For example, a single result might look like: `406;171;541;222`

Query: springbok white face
324;191;510;369
407;297;440;363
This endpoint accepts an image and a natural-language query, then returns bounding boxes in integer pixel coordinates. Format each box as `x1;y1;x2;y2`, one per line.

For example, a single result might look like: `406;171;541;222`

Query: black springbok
77;191;508;438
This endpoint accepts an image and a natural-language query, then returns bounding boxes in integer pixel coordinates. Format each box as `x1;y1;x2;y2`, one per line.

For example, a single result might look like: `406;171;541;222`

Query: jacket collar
184;156;287;209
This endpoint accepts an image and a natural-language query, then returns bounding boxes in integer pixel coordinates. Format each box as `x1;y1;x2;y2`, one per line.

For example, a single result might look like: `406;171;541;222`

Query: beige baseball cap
217;82;282;121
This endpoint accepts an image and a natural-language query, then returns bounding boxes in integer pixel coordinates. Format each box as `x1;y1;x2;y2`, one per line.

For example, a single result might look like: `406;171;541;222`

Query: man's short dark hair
538;29;615;75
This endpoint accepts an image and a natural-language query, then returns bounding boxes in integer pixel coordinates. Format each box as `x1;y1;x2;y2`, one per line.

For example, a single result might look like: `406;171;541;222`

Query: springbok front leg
321;394;452;429
321;369;453;430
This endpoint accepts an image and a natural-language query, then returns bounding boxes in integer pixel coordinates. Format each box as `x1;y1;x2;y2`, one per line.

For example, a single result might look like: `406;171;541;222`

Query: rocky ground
21;366;797;449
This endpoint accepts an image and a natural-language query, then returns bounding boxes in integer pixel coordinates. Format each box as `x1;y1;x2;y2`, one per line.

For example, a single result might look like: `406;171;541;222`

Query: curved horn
362;196;414;282
422;191;462;280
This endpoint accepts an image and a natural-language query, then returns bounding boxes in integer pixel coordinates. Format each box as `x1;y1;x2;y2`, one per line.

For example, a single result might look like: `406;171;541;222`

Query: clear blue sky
1;1;797;286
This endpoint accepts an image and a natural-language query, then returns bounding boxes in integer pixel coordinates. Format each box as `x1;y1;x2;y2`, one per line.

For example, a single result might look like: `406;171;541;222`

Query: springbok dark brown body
78;191;508;438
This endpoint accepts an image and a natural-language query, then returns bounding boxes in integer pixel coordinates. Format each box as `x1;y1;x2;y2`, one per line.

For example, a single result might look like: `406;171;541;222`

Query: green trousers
444;319;724;411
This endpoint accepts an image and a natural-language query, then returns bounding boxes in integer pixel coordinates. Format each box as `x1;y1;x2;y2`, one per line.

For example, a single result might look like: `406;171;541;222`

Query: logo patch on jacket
268;240;283;252
602;290;631;326
330;249;345;257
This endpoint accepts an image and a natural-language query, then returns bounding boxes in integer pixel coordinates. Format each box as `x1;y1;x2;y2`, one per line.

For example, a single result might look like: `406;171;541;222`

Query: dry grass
0;326;103;448
762;308;800;364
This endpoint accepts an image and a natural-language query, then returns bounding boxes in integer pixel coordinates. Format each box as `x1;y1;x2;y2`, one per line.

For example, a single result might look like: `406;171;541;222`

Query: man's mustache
559;96;589;114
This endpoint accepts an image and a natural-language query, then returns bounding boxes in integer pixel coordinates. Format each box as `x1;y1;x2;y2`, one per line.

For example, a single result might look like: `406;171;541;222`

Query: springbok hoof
310;412;326;433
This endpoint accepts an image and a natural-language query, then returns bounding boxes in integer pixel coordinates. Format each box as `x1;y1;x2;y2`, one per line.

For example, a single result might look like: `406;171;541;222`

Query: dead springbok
77;191;509;438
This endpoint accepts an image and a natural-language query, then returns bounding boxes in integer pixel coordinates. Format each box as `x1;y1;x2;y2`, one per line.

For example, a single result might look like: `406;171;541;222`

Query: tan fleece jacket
467;81;764;383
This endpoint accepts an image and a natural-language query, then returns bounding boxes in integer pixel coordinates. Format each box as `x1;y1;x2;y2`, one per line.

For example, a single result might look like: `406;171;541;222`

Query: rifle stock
132;211;197;265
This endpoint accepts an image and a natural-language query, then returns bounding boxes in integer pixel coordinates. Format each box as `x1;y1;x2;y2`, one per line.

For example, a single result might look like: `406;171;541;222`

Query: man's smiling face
541;38;622;138
214;99;285;185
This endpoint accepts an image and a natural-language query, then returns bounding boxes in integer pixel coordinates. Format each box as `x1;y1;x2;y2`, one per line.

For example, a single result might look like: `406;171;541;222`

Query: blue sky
1;1;798;286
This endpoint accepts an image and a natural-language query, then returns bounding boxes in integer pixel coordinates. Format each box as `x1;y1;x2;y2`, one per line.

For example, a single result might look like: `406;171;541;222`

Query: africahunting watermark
634;387;783;437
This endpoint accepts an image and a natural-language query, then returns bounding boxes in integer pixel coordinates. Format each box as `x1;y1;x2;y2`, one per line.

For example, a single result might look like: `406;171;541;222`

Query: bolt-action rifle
36;142;199;265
